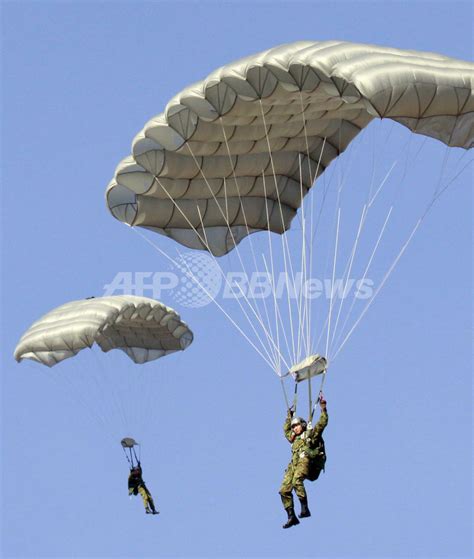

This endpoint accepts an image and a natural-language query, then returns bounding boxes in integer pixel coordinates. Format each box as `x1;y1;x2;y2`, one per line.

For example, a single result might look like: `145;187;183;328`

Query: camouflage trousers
130;484;156;512
279;457;310;509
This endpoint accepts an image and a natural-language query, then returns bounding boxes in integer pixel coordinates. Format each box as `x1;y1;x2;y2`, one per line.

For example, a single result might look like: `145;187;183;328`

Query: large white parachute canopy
14;295;193;367
106;41;474;256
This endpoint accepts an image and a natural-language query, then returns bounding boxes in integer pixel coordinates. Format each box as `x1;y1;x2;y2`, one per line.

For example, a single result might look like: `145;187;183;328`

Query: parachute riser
283;367;327;423
121;437;141;468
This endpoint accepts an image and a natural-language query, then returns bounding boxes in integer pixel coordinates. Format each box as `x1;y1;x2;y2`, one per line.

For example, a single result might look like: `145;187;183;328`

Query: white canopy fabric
287;354;328;382
14;296;193;367
106;40;474;256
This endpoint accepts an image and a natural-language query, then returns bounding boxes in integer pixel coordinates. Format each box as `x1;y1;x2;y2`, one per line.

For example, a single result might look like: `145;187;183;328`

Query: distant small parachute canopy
287;354;328;383
121;437;139;448
14;295;193;367
106;40;474;256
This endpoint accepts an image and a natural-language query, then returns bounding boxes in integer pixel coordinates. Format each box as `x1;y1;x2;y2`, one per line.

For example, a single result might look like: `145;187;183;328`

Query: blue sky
1;2;472;558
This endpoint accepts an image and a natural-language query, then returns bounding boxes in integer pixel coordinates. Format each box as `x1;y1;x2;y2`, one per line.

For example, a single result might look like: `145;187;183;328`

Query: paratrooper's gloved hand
319;395;327;411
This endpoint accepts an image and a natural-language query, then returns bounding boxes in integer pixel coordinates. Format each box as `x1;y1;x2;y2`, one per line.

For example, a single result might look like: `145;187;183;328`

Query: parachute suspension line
220;119;288;374
432;144;451;200
150;175;284;372
331;206;394;355
298;136;326;361
367;160;399;208
181;145;285;372
297;137;319;363
296;153;310;363
313;145;356;359
101;350;130;435
262;175;284;376
152;176;209;247
431;155;473;205
329;203;367;348
292;91;318;364
317;129;348;333
65;357;119;438
429;147;472;208
132;445;139;466
223;176;230;227
89;347;129;434
85;349;119;432
222;180;276;355
136;360;154;438
367;117;379;202
303;124;357;357
301;124;327;364
308;141;353;350
179;245;287;373
122;446;133;468
306;136;329;355
318;122;411;358
219;119;280;363
194;205;285;370
325;208;342;359
259;101;299;367
332;215;422;360
183;142;264;295
261;254;294;368
329;129;431;356
131;227;279;372
328;160;399;354
331;149;473;362
328;160;397;351
123;445;139;468
40;361;116;445
254;255;283;370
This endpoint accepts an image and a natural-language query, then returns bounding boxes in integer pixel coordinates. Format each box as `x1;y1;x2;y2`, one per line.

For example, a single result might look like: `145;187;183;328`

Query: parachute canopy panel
106;40;474;255
14;295;194;367
287;354;328;383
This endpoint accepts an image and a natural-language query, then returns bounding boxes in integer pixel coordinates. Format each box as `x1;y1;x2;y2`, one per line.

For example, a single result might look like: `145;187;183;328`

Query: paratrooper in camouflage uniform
128;461;159;515
279;396;328;528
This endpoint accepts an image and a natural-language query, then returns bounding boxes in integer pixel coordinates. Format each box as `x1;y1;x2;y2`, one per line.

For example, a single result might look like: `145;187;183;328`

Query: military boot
282;507;300;529
298;497;311;518
150;502;159;515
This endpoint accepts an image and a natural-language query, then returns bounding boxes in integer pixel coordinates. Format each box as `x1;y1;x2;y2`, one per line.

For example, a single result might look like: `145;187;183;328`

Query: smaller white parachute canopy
286;354;327;382
121;437;139;448
14;295;193;367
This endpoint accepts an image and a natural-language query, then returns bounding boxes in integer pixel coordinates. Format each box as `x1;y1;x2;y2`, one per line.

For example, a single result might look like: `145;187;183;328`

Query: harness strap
292;381;298;412
132;446;139;465
280;377;290;411
122;446;133;468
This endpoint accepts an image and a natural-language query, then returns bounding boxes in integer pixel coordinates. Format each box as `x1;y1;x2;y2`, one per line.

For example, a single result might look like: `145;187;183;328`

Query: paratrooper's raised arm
309;396;328;439
283;407;294;442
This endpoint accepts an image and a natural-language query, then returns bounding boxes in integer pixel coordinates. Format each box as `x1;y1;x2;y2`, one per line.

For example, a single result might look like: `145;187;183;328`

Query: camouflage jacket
128;465;144;490
283;410;328;463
